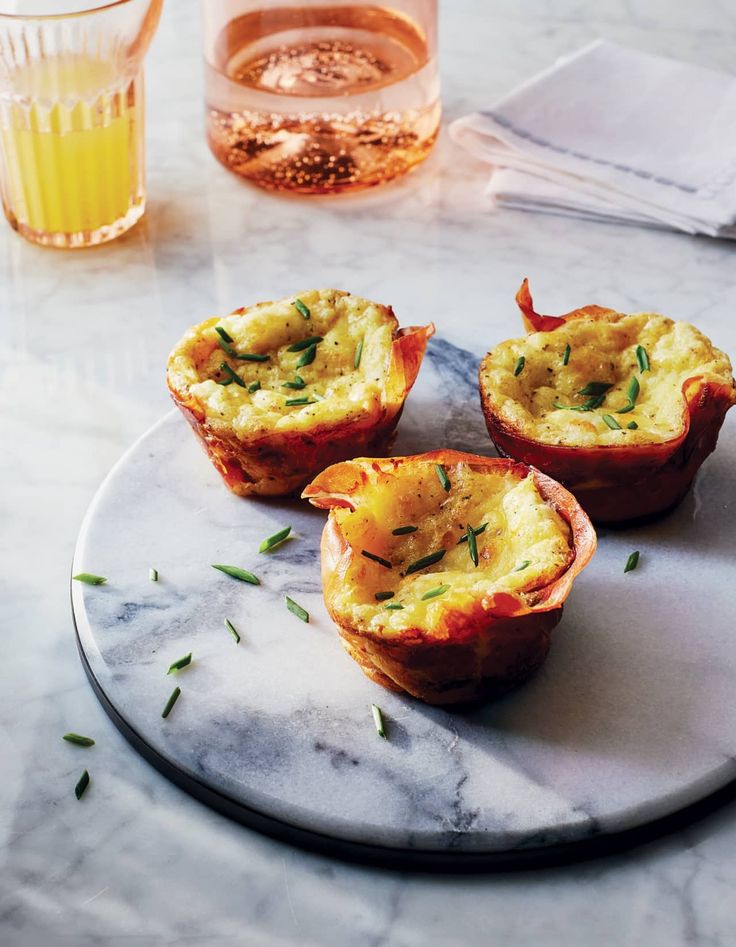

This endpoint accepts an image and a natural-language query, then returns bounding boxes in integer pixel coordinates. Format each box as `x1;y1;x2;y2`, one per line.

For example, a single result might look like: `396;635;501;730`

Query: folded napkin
449;41;736;238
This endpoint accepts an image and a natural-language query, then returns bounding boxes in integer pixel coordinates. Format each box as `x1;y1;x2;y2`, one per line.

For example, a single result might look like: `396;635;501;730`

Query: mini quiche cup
303;450;596;706
479;280;736;523
167;289;434;497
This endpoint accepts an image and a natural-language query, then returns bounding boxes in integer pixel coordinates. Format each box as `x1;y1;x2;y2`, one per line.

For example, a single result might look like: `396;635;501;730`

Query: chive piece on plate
466;525;479;567
371;703;387;738
259;525;292;553
617;376;640;414
435;463;451;492
405;549;446;575
579;381;614;397
553;394;607;412
215;325;234;345
285;596;309;623
294;298;310;320
515;560;531;572
392;525;417;536
354;338;364;369
224;618;241;644
211;564;260;585
285;397;315;406
235;352;270;362
421;583;449;601
628;420;639;430
562;343;571;365
297;344;317;368
63;733;95;747
287;335;323;353
514;355;526;376
220;362;245;387
149;567;158;582
74;769;90;800
73;573;107;585
162;687;181;719
457;523;487;544
636;345;650;373
625;550;640;573
361;549;393;569
385;603;404;610
374;591;395;601
248;380;261;393
216;335;236;357
602;414;622;430
167;652;192;674
282;376;306;390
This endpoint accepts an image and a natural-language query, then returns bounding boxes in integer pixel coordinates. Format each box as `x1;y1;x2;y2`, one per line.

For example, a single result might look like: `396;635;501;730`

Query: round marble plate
72;338;736;867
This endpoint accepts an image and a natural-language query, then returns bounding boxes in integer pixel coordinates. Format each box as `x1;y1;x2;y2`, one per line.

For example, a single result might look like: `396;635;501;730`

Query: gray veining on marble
4;0;736;943
73;328;736;855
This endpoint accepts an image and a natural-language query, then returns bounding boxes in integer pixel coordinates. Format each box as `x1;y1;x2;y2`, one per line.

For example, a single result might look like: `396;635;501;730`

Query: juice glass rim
0;0;146;23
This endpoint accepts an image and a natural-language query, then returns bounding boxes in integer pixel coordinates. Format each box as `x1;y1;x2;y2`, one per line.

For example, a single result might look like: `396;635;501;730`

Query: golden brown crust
304;450;596;705
480;281;736;523
167;298;434;497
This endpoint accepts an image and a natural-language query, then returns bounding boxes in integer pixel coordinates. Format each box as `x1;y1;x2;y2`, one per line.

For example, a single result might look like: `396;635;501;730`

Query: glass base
3;197;146;249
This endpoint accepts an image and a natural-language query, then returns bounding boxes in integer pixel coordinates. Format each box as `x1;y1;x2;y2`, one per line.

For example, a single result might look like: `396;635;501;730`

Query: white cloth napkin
449;40;736;238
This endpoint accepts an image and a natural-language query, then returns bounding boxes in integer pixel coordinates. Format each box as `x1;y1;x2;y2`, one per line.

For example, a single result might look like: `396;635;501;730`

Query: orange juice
0;55;145;248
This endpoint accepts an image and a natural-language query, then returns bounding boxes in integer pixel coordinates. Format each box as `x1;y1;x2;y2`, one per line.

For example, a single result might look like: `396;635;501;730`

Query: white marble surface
3;0;736;943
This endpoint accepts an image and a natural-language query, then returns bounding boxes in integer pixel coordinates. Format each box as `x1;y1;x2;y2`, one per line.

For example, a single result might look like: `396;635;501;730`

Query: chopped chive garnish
220;362;245;387
224;618;241;644
624;550;640;573
636;345;650;373
375;591;395;601
514;355;526;376
287;335;323;352
216;336;236;357
515;560;531;572
294;298;310;320
371;704;387;739
297;343;317;368
167;652;192;674
466;525;479;567
457;523;487;544
361;549;393;569
392;525;418;535
235;352;270;362
73;573;107;585
421;583;449;601
617;376;640;414
285;397;315;406
562;343;571;365
354;338;364;369
435;464;451;492
405;549;446;575
285;596;309;623
74;769;90;800
149;567;158;582
282;376;306;390
259;525;292;553
211;564;260;585
63;733;95;747
162;686;181;719
215;326;234;345
248;380;261;393
602;414;622;430
627;421;639;430
579;381;614;397
553;394;606;412
385;603;404;610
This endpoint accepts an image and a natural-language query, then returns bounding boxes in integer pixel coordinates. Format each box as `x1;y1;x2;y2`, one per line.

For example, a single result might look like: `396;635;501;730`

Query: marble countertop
2;0;736;944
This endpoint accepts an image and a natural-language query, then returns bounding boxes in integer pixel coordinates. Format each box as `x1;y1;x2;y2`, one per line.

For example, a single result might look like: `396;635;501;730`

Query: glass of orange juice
0;0;162;248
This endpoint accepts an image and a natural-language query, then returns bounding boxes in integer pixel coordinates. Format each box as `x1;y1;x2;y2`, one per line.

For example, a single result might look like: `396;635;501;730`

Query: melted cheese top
480;313;734;447
167;289;398;436
331;461;573;636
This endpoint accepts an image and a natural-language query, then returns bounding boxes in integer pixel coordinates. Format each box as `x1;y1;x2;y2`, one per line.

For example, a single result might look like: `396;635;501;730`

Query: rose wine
205;4;440;194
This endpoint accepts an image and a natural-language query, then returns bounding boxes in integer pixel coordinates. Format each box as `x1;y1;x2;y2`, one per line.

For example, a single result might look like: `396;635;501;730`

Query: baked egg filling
480;312;734;447
331;460;573;636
